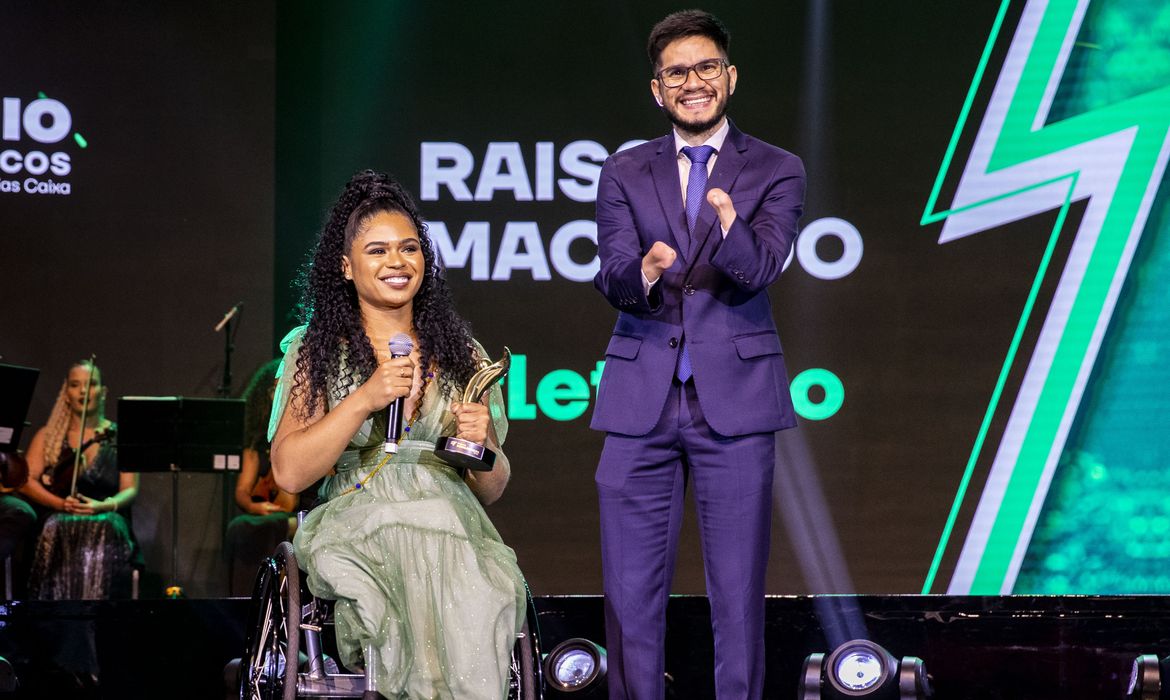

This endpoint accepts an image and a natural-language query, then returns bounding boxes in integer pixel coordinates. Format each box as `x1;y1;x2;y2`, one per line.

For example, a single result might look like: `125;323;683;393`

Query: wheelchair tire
509;585;543;700
239;541;301;700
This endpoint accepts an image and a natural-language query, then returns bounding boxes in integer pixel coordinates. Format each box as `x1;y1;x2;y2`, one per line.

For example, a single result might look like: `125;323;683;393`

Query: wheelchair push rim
239;541;301;700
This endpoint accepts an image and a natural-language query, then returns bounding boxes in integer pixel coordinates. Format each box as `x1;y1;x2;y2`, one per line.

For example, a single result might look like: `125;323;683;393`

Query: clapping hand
706;188;738;230
641;240;677;284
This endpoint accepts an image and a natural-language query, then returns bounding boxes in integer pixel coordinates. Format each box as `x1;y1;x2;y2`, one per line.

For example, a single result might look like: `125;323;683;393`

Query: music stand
0;364;39;454
117;396;244;596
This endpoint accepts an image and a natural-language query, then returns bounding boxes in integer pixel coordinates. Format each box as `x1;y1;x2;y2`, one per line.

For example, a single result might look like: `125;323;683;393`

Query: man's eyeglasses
655;59;728;88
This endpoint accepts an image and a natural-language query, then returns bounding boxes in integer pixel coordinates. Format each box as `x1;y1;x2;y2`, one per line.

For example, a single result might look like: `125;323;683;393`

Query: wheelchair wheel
508;585;543;700
239;541;301;700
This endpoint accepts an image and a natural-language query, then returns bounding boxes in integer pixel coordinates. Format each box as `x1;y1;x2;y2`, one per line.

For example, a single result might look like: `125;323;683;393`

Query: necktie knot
681;144;716;165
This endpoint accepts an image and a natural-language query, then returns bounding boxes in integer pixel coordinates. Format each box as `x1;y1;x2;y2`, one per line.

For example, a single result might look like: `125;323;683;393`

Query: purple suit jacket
591;121;806;437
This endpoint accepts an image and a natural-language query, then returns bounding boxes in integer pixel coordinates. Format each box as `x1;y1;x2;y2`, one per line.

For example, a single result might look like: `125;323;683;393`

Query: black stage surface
2;595;1168;698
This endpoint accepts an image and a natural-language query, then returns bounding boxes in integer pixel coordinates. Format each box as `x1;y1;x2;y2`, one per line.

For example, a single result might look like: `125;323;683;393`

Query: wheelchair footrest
296;672;367;697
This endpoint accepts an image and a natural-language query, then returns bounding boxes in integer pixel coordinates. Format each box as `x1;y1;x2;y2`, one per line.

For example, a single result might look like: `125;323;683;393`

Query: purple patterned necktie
675;145;716;383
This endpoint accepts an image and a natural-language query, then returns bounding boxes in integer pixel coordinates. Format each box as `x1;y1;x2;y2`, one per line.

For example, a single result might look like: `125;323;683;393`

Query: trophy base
434;436;496;472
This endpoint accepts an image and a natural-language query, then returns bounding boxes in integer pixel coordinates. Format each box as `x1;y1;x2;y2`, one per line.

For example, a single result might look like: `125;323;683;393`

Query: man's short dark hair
646;9;731;70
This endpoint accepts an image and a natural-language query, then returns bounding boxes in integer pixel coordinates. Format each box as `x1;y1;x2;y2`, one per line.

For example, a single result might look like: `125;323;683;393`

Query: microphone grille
388;333;414;356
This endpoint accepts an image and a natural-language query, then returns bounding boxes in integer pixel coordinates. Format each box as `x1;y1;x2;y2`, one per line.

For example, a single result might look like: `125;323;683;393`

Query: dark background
1;1;1108;596
1;2;275;596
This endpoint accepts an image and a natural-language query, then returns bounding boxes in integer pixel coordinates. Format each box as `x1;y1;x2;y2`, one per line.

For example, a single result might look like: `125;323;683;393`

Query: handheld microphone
383;333;414;454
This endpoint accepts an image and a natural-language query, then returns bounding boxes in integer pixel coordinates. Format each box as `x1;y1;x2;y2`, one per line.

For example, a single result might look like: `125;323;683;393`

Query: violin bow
69;354;97;499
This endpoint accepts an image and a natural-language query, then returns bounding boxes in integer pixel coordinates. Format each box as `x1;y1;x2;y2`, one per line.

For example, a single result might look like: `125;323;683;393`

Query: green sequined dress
269;327;525;700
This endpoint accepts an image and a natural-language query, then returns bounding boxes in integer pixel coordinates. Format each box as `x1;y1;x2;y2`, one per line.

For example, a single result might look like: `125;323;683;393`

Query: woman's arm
273;487;298;513
238;448;297;514
18;427;68;511
271;355;415;493
234;448;269;514
74;471;138;515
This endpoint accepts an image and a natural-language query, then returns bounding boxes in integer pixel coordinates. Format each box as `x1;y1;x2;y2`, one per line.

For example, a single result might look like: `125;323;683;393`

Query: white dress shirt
642;118;732;294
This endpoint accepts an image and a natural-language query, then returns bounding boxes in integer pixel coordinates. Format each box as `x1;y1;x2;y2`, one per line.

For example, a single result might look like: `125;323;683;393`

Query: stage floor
1;595;1166;698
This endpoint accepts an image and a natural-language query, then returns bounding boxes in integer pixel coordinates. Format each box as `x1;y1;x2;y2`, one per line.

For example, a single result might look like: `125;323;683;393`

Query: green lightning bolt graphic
921;0;1170;594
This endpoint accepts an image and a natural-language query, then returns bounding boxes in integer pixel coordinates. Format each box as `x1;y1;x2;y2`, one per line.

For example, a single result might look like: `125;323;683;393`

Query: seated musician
0;452;37;598
19;359;139;600
223;358;300;595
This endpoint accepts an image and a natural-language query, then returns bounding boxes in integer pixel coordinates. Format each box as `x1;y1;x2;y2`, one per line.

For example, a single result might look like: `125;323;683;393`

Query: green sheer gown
269;327;526;700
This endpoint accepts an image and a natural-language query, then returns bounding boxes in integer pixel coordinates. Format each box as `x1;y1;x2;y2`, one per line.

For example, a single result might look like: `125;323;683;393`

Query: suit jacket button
683;284;695;296
668;337;678;348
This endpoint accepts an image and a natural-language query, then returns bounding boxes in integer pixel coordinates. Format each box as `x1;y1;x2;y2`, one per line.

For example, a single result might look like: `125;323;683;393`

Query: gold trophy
435;348;511;471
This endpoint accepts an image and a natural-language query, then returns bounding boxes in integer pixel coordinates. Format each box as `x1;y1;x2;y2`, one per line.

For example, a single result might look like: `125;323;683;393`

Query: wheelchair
236;541;543;700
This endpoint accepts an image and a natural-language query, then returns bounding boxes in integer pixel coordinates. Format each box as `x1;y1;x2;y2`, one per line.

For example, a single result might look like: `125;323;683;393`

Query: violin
0;451;28;493
251;468;278;503
248;446;285;504
41;426;117;498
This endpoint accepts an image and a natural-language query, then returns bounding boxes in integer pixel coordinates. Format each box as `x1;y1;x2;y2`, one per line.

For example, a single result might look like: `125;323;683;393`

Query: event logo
500;354;845;423
1;93;82;196
421;140;625;283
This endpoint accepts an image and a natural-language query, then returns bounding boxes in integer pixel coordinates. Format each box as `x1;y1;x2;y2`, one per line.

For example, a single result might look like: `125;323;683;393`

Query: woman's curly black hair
291;169;478;418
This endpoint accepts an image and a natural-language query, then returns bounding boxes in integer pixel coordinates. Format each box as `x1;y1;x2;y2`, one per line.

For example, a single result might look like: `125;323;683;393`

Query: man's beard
663;94;730;137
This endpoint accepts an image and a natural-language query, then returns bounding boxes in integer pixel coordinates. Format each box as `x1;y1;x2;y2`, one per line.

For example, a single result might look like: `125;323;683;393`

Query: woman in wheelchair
268;170;526;700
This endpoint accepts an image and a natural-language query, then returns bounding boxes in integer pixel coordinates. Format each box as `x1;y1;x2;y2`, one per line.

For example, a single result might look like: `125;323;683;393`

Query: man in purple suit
591;10;806;699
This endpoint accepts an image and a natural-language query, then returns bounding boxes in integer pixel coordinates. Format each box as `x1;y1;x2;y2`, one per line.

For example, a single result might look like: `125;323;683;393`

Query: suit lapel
650;140;691;262
686;124;749;274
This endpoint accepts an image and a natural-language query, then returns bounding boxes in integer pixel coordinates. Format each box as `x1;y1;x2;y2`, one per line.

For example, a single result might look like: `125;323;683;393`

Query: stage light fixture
799;639;932;700
1126;654;1170;700
543;637;607;696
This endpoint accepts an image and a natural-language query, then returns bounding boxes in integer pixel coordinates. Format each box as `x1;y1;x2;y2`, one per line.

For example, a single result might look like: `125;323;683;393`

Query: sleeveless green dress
269;327;525;700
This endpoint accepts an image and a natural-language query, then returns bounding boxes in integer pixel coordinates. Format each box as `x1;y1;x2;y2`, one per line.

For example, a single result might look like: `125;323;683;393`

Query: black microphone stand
166;305;242;598
217;312;237;399
214;308;240;596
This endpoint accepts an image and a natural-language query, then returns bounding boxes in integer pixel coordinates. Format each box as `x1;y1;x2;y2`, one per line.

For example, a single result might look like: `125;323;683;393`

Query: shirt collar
673;118;731;156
